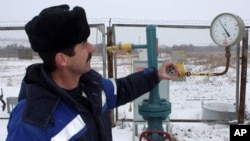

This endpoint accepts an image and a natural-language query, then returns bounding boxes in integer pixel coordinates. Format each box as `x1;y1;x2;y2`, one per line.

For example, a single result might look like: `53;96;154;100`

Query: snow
0;55;249;141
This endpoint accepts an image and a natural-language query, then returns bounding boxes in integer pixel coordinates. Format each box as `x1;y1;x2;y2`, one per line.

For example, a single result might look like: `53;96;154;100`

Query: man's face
67;41;95;75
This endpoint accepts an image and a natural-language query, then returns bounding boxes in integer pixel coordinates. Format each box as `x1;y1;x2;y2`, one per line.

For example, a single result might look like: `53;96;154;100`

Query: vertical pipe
146;25;160;105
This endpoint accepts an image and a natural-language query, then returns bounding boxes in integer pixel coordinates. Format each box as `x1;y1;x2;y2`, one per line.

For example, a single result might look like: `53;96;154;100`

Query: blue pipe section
132;25;171;141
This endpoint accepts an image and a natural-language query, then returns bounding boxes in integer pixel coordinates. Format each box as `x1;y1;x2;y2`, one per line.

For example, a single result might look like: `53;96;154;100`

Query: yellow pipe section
176;62;186;77
107;43;132;53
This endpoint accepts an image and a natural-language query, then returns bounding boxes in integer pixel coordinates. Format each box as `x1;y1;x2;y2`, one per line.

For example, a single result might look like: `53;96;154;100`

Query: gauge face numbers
210;13;245;47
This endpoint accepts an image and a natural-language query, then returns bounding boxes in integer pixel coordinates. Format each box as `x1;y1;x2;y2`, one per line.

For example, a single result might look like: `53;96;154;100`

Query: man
6;4;179;141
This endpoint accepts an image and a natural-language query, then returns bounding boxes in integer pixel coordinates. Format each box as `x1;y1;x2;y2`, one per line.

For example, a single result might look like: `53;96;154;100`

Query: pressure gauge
210;13;245;47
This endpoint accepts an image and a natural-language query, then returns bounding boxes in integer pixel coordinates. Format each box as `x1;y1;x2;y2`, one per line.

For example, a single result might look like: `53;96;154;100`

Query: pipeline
185;47;231;77
108;43;232;78
108;41;233;141
107;43;132;54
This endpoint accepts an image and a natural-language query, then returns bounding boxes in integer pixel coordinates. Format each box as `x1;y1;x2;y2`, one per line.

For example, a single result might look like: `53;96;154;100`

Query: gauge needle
219;20;230;37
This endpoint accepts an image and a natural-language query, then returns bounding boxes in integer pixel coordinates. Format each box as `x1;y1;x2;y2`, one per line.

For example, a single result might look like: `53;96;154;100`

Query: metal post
238;30;248;124
107;24;115;127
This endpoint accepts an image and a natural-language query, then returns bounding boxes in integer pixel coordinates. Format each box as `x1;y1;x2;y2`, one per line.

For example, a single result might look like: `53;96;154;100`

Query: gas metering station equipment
107;13;246;141
108;25;173;141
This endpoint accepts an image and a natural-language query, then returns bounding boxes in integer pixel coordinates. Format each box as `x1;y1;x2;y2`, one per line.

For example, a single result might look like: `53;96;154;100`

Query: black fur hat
25;4;90;52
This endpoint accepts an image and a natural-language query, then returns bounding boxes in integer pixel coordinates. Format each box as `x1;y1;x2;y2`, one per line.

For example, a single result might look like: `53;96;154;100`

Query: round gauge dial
210;13;245;47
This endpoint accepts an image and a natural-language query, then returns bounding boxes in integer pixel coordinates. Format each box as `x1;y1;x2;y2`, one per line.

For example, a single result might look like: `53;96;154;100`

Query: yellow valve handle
107;43;132;53
107;46;118;52
176;62;186;77
119;43;132;53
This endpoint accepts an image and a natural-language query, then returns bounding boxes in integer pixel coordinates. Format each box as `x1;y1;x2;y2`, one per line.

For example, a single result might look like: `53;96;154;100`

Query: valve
139;130;171;141
107;43;132;53
166;61;186;77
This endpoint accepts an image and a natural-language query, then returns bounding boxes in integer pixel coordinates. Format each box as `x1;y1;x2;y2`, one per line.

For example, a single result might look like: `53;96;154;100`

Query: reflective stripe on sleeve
102;90;106;107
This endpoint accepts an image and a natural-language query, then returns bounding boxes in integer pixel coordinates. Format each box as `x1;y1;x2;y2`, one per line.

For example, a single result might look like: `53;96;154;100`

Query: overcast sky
0;0;249;25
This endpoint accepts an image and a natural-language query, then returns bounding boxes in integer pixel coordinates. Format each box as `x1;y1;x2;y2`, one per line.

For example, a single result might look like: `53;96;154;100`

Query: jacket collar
21;64;74;129
20;64;103;129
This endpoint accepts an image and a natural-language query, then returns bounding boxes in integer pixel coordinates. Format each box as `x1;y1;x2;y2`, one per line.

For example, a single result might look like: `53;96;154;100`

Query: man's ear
55;52;68;67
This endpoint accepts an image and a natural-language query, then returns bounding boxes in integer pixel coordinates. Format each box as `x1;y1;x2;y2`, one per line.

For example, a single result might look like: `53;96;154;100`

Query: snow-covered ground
0;55;249;141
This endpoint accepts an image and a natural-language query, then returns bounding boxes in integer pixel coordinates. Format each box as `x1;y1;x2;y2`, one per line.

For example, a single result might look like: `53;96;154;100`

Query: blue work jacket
6;63;160;141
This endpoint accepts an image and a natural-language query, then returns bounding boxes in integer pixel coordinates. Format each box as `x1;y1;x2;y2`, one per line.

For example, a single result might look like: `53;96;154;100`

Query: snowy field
0;55;249;141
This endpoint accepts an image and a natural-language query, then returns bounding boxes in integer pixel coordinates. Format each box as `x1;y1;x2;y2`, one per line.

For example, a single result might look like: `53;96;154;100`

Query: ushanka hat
25;4;90;52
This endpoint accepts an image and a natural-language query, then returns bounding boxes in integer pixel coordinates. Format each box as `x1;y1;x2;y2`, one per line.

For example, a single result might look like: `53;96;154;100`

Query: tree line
0;43;249;58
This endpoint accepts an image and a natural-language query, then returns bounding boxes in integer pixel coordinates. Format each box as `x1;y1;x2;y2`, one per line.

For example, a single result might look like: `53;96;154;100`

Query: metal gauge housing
210;13;245;47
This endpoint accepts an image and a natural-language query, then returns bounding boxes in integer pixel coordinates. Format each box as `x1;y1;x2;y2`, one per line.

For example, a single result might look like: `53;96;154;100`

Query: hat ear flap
72;6;90;43
25;16;41;52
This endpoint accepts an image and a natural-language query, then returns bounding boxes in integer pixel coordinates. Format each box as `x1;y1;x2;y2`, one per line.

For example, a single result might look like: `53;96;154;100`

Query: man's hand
158;62;180;80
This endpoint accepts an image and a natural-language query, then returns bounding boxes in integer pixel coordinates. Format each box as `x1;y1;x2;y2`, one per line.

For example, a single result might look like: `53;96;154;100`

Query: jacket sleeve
103;68;160;107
